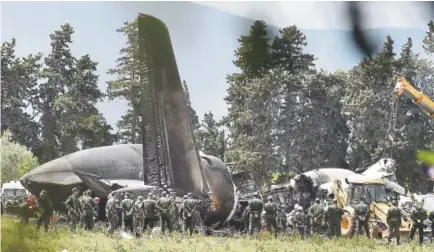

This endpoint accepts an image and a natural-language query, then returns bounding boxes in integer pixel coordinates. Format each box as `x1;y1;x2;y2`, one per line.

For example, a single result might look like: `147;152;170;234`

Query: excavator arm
393;77;434;118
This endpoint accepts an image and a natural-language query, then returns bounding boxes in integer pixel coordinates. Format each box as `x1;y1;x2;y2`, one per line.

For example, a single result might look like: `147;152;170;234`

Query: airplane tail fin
137;14;206;196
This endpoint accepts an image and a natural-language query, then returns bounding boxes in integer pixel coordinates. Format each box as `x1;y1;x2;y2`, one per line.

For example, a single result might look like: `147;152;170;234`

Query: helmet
294;204;300;209
137;196;143;201
315;198;320;203
168;188;173;193
40;190;47;196
268;196;273;201
72;187;79;193
187;192;193;198
183;195;188;199
298;206;303;211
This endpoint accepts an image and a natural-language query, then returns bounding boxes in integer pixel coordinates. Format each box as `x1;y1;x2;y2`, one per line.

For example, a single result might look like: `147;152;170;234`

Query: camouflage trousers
266;216;278;238
249;216;261;235
328;222;341;238
387;222;400;245
68;211;80;231
160;213;173;234
36;211;51;232
83;212;94;230
143;217;155;233
183;217;194;235
107;214;117;234
133;216;144;236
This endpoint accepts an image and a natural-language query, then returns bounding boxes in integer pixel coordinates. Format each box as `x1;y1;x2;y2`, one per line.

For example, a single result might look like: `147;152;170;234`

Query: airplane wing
73;170;116;197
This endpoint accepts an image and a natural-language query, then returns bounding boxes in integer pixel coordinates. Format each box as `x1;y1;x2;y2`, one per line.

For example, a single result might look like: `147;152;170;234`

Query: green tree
342;36;397;169
423;21;434;55
233;20;271;78
107;18;142;144
1;130;39;185
36;24;76;162
1;39;42;154
196;111;227;159
270;26;316;72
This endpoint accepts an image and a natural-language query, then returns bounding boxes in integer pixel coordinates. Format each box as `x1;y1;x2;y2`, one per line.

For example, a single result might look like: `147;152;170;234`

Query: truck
333;174;412;238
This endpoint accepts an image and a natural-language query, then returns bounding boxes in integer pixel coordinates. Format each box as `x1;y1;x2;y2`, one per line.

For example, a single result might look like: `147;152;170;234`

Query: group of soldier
18;186;434;245
29;184;212;238
245;194;434;245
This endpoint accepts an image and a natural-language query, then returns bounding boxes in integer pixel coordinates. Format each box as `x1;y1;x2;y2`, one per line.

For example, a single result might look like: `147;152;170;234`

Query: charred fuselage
20;144;237;226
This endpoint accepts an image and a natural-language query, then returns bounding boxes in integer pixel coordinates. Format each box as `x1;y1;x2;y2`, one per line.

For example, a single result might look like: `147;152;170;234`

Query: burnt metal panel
138;14;205;195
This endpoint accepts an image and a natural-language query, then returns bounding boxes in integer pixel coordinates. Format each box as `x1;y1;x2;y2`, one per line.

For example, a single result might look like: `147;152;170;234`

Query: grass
1;217;433;252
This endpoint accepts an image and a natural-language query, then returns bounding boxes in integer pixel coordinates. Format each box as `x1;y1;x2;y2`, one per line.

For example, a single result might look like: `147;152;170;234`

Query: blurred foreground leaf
417;150;434;165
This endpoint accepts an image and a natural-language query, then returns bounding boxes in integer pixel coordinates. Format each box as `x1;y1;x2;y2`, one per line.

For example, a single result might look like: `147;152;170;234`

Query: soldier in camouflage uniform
264;196;278;238
157;192;174;234
276;204;287;234
143;193;158;234
168;189;180;230
409;203;427;245
131;196;145;237
64;187;82;232
324;199;343;238
294;205;306;239
386;200;402;245
354;199;370;238
78;192;85;228
248;193;263;235
182;193;196;236
81;190;97;230
121;193;135;233
309;198;324;235
106;194;118;235
35;190;54;232
428;210;434;243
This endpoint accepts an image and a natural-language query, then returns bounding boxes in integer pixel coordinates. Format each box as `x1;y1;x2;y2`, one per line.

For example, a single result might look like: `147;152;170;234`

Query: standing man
309;198;324;235
64;187;82;232
386;200;402;245
182;193;196;236
324;199;343;238
354;199;370;238
121;193;135;233
248;193;263;236
131;196;145;237
428;210;434;243
81;190;97;230
157;192;174;234
106;194;118;235
294;205;306;239
143;193;157;234
409;203;427;245
35;190;53;232
264;196;278;238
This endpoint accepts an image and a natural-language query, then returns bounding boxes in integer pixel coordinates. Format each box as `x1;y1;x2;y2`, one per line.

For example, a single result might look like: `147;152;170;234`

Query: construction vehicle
333;174;412;238
393;76;434;118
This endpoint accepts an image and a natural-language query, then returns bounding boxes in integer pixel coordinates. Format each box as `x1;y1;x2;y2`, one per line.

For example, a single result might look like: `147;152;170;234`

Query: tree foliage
1;131;39;185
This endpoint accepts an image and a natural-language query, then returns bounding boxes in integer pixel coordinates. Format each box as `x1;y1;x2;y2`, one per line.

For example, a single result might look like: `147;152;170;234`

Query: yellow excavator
393;76;434;118
333;175;412;238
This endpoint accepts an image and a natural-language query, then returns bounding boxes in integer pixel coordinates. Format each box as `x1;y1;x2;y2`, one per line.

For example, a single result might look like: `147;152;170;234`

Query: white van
1;180;29;198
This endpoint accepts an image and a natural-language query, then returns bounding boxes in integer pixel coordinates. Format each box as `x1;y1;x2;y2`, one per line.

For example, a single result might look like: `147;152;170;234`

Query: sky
1;1;433;130
195;1;433;30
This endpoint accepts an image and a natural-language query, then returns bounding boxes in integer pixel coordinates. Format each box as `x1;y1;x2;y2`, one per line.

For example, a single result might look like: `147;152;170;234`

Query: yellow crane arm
393;77;434;118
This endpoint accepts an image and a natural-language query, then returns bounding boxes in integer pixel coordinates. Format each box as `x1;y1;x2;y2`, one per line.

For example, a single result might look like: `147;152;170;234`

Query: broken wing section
73;170;114;198
137;14;205;195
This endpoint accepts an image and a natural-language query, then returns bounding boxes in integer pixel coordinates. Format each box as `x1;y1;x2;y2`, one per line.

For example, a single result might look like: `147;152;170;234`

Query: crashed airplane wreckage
20;14;261;230
264;158;406;208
